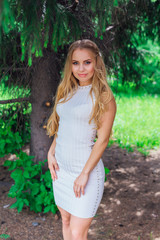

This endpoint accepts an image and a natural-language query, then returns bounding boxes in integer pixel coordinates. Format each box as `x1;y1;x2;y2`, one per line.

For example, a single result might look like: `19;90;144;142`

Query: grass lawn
109;92;160;155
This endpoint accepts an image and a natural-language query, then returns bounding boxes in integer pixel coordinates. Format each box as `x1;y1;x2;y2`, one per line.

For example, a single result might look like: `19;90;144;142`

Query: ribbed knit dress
52;83;105;218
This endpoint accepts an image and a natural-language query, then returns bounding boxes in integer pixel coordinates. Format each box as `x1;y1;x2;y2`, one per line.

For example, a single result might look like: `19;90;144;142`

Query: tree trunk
30;50;60;166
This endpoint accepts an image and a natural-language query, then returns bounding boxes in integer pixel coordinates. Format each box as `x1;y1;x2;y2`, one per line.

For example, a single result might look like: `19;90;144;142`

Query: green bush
0;75;31;157
3;151;58;214
0;102;31;157
137;39;160;95
0;118;23;157
104;166;110;181
0;234;10;239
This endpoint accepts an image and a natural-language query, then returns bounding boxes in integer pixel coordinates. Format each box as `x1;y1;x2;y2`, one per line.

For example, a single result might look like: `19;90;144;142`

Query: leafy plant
0;234;10;239
0;101;31;157
0;118;23;157
3;151;57;214
104;167;110;181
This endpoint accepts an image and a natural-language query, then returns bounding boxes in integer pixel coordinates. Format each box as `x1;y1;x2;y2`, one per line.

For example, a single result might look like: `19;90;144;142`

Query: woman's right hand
47;152;59;181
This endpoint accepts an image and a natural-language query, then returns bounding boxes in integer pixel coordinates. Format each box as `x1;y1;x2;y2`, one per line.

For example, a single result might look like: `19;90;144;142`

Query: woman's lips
78;74;88;77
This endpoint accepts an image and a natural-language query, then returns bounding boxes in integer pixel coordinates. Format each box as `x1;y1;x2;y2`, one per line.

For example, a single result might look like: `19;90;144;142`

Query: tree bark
30;50;60;166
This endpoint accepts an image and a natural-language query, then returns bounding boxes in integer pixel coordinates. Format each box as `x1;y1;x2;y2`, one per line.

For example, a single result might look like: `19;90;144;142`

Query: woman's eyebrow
72;58;92;61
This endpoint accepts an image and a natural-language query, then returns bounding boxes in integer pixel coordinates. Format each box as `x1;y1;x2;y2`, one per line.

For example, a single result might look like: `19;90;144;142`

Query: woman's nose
79;64;85;71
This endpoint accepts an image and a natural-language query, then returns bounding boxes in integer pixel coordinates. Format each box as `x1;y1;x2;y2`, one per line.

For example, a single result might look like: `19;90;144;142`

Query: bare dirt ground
0;143;160;240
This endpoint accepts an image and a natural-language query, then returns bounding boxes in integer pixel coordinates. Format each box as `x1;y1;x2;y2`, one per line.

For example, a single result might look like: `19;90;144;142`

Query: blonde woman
47;39;117;240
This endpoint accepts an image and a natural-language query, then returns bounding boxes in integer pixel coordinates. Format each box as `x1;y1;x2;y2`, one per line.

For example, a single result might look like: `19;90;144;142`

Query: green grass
0;78;30;100
109;92;160;155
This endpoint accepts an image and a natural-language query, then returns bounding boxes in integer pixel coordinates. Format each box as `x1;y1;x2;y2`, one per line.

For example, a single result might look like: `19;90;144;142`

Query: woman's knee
62;215;70;227
71;228;83;240
70;226;88;240
70;215;93;240
57;206;71;227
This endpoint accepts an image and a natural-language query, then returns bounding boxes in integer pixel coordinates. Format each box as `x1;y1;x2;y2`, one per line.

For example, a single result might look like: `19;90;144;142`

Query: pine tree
0;0;117;163
0;0;159;163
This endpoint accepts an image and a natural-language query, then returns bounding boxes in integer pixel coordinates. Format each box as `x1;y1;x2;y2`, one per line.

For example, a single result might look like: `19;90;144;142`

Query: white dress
52;83;105;218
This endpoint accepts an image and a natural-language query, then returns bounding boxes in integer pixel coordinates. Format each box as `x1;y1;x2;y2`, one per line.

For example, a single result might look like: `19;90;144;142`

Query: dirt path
0;144;160;240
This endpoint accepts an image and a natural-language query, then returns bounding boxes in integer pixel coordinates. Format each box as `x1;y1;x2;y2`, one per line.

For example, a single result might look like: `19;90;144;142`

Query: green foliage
109;0;160;85
1;0;160;85
0;118;23;157
104;167;110;181
137;39;160;94
0;0;123;66
0;102;31;157
3;151;58;214
0;0;83;65
0;76;31;157
0;0;15;34
85;0;116;36
0;234;10;239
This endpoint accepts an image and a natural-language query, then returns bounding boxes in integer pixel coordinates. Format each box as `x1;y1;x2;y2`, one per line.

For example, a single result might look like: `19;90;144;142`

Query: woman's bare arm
48;136;59;181
48;135;57;157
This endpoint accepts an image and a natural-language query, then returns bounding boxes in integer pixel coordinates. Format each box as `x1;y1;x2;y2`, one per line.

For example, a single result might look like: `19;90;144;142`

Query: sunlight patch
129;183;139;192
136;210;144;217
155;192;160;197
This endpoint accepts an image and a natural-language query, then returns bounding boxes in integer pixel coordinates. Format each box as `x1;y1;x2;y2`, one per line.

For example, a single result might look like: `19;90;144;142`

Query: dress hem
55;202;97;219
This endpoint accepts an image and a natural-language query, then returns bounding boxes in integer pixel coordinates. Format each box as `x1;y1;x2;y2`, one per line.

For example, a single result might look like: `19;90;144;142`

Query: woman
47;39;117;240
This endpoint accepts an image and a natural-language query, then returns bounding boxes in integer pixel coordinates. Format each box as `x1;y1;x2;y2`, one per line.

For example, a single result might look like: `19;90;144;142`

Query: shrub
0;102;31;157
3;151;57;214
104;167;110;181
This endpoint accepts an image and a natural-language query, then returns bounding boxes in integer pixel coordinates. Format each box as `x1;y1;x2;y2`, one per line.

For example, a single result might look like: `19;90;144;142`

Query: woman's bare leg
57;205;72;240
70;215;93;240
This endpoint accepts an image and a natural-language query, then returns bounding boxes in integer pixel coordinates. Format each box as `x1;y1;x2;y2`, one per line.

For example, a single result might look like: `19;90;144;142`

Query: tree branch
0;97;31;104
65;0;79;12
0;67;27;71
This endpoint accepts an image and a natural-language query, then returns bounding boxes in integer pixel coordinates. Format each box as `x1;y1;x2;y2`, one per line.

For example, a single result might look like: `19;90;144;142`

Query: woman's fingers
52;161;59;180
81;186;85;195
52;167;58;181
76;186;80;198
73;184;77;197
74;184;84;198
73;172;88;197
48;158;59;181
51;171;55;181
78;187;81;198
49;164;56;181
54;162;59;171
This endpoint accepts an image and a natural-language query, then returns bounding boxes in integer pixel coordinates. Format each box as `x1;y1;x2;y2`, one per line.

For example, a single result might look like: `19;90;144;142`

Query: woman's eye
72;61;91;65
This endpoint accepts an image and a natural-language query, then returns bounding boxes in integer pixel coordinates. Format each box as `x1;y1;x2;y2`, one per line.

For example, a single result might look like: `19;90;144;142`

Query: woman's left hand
73;172;89;198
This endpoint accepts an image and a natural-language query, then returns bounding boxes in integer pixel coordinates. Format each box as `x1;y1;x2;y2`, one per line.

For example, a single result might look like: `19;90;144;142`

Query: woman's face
71;48;96;86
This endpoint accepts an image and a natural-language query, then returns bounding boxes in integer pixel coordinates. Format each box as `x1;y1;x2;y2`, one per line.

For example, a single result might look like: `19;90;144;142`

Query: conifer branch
0;97;31;104
66;0;79;12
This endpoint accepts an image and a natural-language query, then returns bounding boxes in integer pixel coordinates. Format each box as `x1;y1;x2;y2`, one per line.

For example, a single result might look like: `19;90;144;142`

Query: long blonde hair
46;39;114;138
